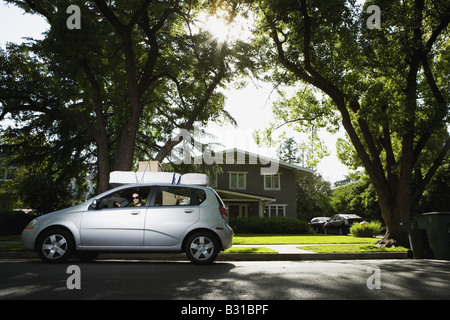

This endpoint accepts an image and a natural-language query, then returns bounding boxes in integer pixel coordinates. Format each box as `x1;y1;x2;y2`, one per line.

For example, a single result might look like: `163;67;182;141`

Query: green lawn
224;247;278;254
233;234;378;245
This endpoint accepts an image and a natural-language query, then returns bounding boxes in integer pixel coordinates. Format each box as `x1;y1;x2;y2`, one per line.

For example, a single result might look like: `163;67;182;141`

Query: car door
144;186;202;247
80;186;151;247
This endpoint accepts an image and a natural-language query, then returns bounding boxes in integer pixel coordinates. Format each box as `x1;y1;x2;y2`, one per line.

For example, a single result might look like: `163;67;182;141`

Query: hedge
229;216;312;234
0;210;36;235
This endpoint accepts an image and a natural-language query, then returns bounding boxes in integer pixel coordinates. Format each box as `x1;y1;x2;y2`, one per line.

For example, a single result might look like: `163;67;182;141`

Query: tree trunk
378;200;411;247
113;122;139;172
96;137;110;193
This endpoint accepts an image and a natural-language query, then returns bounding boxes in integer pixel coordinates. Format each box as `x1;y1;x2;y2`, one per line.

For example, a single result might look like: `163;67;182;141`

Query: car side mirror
89;199;99;210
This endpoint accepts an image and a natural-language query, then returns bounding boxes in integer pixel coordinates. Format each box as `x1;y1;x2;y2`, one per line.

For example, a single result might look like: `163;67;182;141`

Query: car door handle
131;212;139;215
184;209;194;213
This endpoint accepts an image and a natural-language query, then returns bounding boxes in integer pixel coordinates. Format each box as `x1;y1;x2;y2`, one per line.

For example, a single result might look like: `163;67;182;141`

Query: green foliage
350;221;383;238
0;210;36;235
331;173;381;221
296;173;335;222
229;216;311;234
418;160;450;213
254;87;335;169
17;174;73;215
276;137;302;165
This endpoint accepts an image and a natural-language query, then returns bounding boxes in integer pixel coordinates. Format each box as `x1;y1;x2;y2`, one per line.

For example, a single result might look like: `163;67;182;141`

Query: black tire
185;231;219;265
37;229;74;263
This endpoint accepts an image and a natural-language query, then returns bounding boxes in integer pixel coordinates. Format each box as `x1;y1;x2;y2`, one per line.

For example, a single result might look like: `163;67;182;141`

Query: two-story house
205;149;313;219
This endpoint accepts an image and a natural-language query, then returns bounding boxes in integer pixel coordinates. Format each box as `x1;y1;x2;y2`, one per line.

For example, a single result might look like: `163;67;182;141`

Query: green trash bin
414;212;450;260
400;220;427;259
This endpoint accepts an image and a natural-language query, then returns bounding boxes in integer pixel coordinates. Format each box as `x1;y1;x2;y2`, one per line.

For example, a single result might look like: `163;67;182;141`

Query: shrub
229;216;311;234
0;210;36;235
350;221;383;238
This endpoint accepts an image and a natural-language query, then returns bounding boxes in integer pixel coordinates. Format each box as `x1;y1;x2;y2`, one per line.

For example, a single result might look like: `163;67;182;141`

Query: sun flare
205;15;231;42
196;10;253;43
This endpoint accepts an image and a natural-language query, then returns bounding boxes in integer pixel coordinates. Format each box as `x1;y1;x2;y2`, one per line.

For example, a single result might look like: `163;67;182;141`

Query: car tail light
219;206;228;220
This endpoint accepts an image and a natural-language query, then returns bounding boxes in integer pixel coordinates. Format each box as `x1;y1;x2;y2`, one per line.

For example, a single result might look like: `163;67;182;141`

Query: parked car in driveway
308;217;331;233
21;182;233;265
323;214;363;235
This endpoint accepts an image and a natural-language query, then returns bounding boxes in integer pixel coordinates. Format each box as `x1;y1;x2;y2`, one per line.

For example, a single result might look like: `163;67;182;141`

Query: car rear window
154;186;206;206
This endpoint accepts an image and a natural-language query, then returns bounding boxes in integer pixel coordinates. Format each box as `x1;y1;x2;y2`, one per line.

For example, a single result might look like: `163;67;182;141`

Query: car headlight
24;219;38;230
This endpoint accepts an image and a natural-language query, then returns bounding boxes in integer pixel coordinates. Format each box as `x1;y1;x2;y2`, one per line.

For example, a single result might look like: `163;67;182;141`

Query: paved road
1;259;449;301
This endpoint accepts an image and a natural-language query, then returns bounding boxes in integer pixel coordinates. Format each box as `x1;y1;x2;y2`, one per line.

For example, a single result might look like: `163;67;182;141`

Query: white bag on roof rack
109;171;138;187
179;173;208;186
139;172;181;184
109;171;208;186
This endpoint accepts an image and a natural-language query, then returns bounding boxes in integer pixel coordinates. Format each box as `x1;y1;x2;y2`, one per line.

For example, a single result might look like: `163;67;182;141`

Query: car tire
37;229;74;263
185;231;219;265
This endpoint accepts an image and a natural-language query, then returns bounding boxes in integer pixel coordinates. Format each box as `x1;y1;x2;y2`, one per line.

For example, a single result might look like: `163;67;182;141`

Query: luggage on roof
109;171;208;186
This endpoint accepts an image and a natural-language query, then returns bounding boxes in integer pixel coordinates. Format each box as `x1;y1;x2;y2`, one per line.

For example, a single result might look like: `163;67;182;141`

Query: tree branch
412;137;450;203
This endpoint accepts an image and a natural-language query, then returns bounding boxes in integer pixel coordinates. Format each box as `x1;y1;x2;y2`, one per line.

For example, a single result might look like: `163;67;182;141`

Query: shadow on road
1;259;449;300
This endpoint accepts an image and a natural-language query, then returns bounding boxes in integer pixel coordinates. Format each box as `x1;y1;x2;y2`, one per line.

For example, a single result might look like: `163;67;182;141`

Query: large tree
1;0;249;193
253;0;449;245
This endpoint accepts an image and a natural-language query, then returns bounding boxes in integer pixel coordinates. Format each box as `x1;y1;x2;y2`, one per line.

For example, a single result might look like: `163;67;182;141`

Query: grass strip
299;244;408;253
233;234;378;245
224;247;278;254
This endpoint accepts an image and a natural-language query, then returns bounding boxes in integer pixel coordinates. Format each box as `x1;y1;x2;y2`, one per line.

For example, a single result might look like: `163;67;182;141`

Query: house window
265;204;286;217
229;172;246;190
264;174;280;190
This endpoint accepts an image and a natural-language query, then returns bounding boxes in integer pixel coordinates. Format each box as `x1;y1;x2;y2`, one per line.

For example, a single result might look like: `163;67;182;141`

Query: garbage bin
414;212;450;260
400;220;427;258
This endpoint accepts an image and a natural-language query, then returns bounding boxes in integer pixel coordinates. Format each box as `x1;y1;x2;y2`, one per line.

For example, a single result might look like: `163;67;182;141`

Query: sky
0;1;349;183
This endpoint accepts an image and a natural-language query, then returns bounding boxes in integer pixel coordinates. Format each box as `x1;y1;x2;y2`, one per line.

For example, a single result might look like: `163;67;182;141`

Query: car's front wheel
37;229;74;263
185;232;219;265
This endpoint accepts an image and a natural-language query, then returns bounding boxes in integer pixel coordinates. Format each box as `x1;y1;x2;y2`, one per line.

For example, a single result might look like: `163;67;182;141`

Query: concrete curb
0;251;409;261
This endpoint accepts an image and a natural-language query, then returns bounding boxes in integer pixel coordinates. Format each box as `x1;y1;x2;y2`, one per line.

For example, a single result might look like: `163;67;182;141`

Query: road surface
1;259;449;300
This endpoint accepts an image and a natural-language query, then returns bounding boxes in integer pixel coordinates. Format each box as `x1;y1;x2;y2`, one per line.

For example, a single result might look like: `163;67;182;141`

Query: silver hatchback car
22;183;233;264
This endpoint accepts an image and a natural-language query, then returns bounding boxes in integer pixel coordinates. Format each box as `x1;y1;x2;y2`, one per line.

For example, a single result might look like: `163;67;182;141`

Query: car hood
35;203;88;221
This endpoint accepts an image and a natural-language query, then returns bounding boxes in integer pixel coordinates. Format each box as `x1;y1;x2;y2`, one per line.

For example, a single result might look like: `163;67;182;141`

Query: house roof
215;188;276;203
219;148;314;176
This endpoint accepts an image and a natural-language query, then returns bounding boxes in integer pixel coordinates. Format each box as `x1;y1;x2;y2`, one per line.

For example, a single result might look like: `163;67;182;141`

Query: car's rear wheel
37;229;74;263
185;232;219;265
